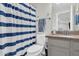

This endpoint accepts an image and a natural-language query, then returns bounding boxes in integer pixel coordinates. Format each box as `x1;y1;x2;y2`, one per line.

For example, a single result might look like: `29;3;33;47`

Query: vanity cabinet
48;37;79;56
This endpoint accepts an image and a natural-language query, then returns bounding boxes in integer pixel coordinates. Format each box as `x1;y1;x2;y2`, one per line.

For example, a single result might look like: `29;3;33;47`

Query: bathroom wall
30;3;53;46
31;3;52;34
31;3;79;32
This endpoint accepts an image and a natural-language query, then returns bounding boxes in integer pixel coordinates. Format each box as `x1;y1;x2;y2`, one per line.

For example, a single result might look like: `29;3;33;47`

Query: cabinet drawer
48;38;70;48
71;40;79;50
48;46;69;56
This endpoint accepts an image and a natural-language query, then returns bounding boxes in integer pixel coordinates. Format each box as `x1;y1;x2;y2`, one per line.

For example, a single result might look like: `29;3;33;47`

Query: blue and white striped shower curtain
0;3;36;56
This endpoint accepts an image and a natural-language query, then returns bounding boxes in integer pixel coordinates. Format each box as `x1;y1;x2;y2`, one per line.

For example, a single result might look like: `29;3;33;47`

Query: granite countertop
46;34;79;40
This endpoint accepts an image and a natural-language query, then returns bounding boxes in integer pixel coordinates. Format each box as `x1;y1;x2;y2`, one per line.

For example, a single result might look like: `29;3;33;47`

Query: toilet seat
27;44;43;56
27;33;46;56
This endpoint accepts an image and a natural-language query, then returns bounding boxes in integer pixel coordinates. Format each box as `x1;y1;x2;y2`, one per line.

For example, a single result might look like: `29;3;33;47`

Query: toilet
27;33;46;56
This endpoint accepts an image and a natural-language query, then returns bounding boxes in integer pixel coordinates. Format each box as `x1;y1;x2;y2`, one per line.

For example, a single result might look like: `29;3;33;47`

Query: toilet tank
36;33;46;45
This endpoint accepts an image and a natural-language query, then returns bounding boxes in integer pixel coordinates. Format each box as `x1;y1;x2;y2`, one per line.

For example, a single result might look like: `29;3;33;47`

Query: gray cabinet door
71;50;79;56
48;38;70;48
48;45;70;56
48;38;70;56
71;40;79;56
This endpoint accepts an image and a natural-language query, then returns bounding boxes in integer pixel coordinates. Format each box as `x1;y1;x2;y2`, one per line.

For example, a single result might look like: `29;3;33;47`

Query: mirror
56;10;70;31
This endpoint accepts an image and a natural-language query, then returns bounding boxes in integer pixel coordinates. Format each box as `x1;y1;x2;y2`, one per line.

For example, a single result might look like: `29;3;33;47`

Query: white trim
70;4;74;31
56;14;58;31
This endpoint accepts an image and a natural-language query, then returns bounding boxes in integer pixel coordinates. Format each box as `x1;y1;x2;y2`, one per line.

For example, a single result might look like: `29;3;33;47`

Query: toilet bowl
27;33;46;56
